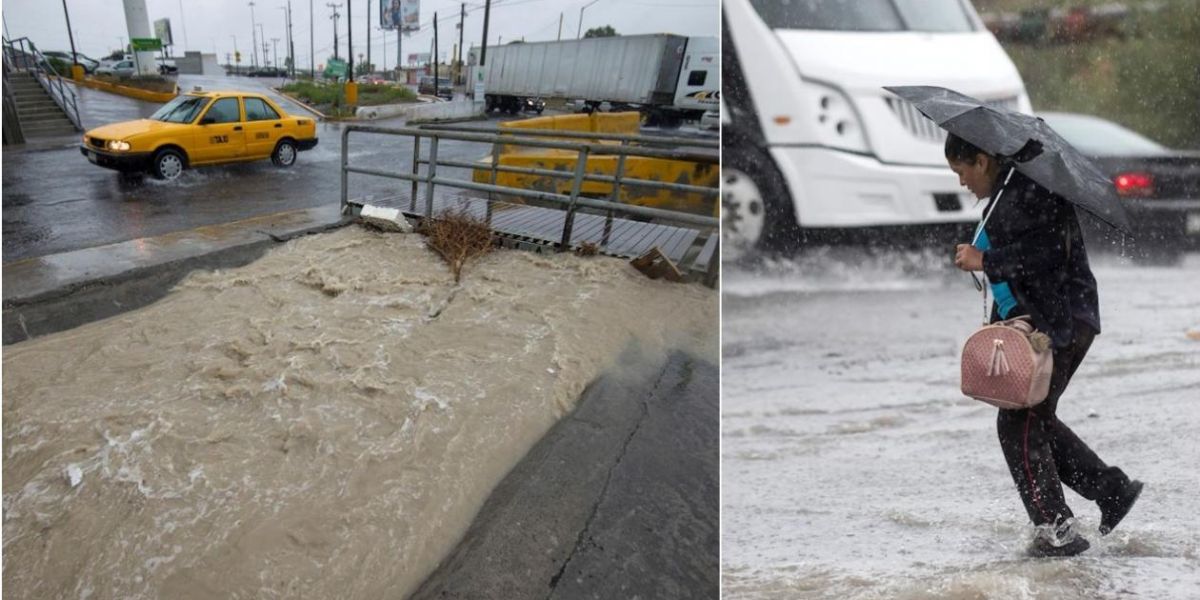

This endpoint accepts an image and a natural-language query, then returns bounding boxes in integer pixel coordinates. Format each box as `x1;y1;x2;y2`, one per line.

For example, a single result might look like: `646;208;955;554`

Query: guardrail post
340;127;350;213
410;135;421;212
604;142;628;246
487;148;501;224
560;145;590;250
704;233;720;288
424;135;440;218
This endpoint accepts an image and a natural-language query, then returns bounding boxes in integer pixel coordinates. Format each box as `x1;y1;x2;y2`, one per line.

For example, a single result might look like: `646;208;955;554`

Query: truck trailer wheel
722;143;802;255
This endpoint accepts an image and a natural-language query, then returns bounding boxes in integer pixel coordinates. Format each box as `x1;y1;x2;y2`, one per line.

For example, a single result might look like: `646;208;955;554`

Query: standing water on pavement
2;227;716;599
722;248;1200;599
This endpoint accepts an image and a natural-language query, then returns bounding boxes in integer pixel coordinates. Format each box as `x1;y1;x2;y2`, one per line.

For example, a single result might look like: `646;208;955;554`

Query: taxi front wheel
272;139;297;168
151;148;186;181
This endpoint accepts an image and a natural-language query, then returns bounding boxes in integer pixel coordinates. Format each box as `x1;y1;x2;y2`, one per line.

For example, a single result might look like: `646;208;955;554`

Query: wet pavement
413;349;719;600
721;247;1200;599
3;75;507;264
3;74;715;265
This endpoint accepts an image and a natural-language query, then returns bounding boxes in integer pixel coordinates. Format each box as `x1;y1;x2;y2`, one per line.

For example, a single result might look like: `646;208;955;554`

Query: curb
68;76;178;103
273;89;328;119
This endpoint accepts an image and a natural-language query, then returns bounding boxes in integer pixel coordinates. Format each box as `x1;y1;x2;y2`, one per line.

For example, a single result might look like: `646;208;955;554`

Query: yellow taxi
80;89;318;181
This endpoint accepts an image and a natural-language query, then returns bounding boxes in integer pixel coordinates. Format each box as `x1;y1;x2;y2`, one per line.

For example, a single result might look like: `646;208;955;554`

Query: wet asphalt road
2;76;529;263
3;74;715;263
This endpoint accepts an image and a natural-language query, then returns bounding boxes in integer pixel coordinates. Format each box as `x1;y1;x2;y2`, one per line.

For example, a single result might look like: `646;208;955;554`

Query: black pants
996;321;1130;526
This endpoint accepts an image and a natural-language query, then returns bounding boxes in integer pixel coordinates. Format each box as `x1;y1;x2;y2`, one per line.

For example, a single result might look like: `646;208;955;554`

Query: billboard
381;0;420;33
407;52;431;66
154;18;173;47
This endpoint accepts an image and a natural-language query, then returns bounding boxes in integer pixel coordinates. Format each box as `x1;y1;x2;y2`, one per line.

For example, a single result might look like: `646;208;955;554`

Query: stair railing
2;36;83;131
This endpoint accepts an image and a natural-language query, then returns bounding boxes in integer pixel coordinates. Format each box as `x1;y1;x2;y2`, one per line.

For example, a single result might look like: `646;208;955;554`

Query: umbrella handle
970;167;1016;249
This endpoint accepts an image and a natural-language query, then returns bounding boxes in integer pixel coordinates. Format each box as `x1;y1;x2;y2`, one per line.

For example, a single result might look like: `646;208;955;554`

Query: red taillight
1114;172;1154;197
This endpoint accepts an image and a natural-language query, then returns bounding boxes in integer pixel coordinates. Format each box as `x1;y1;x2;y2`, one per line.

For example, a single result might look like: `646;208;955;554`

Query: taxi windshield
151;95;210;123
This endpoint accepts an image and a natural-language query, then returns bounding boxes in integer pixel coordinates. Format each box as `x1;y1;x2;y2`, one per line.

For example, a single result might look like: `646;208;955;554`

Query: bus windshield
748;0;976;33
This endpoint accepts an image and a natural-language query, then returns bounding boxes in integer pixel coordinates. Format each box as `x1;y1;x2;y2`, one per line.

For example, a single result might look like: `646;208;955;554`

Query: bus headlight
804;80;870;154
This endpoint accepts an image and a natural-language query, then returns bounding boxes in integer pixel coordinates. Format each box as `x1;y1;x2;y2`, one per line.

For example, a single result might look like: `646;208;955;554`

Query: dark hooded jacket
980;168;1101;349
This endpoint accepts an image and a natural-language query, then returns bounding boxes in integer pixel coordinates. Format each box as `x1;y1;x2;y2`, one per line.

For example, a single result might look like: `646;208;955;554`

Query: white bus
721;0;1032;253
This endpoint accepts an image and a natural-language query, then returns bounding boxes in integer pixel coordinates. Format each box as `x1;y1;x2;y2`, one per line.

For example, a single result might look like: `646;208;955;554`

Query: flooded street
721;248;1200;599
2;227;716;599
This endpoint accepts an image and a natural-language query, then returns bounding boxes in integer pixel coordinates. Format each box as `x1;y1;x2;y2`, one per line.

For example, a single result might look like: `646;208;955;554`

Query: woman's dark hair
944;133;988;165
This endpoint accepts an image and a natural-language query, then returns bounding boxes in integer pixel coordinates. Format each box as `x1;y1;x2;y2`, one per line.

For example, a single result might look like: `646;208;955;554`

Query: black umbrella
883;85;1132;233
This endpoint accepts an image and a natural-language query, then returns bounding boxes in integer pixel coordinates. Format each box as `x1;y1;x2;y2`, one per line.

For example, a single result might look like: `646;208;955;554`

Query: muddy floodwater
722;249;1200;599
2;227;716;599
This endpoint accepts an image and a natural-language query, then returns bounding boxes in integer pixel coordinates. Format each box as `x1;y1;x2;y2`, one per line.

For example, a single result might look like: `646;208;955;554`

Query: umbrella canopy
883;85;1132;233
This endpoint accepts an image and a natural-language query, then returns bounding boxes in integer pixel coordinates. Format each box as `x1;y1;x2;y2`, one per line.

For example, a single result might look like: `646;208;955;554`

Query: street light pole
258;23;266;66
61;0;79;67
577;0;600;39
248;1;258;68
272;38;279;69
433;11;438;98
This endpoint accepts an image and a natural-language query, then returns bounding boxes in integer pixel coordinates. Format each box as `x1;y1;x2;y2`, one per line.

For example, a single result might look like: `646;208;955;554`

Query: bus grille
885;96;1019;143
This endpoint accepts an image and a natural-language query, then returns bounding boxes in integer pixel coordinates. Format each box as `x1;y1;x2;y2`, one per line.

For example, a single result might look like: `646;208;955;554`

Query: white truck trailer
467;34;718;126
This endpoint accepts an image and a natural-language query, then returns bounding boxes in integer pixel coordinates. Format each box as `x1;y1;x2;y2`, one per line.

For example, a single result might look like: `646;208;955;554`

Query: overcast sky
3;0;718;68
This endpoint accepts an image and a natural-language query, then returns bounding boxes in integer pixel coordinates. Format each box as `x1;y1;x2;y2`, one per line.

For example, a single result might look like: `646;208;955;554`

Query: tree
583;25;617;38
355;61;375;76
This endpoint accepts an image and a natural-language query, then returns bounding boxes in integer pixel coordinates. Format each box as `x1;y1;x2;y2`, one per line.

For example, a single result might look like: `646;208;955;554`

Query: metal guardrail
340;124;720;282
2;37;83;132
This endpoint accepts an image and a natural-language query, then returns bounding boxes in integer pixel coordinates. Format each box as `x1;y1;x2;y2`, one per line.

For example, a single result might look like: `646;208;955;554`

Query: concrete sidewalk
412;349;719;599
2;205;345;344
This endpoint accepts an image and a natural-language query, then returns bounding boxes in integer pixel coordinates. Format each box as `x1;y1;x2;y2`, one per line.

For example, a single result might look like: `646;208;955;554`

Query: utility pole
480;0;490;66
365;0;370;76
248;1;258;68
557;12;562;41
457;3;465;84
327;3;341;60
433;11;438;98
380;27;387;71
230;34;238;75
309;0;314;76
272;38;279;69
287;0;295;77
346;0;352;79
258;23;266;66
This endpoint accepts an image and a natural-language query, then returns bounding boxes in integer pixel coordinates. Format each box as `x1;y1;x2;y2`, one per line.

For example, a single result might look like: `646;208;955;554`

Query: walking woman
945;132;1143;557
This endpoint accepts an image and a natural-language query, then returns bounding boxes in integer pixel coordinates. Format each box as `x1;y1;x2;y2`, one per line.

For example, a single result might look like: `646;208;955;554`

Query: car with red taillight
1040;111;1200;251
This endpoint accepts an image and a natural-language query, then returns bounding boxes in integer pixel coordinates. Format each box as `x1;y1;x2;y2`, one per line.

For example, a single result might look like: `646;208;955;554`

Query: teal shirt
974;226;1018;319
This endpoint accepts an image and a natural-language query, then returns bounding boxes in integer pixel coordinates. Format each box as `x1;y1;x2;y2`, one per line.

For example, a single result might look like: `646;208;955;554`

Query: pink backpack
961;316;1054;409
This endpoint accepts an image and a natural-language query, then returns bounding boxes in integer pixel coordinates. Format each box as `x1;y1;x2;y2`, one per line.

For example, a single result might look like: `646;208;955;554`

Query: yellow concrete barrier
70;65;85;81
72;76;178;103
473;112;717;215
345;81;359;106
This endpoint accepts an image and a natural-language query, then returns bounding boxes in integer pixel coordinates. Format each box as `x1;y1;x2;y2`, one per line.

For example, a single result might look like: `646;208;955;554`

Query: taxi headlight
106;140;131;152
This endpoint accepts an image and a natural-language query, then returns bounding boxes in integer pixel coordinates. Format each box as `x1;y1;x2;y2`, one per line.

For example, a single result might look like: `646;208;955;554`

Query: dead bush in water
419;208;494;282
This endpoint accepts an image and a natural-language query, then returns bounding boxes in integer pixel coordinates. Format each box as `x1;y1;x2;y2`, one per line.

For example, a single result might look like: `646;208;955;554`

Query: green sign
324;58;348;79
131;37;163;51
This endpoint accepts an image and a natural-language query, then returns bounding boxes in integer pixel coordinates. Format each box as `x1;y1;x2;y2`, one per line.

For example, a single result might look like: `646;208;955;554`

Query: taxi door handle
274;123;282;128
233;126;243;131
